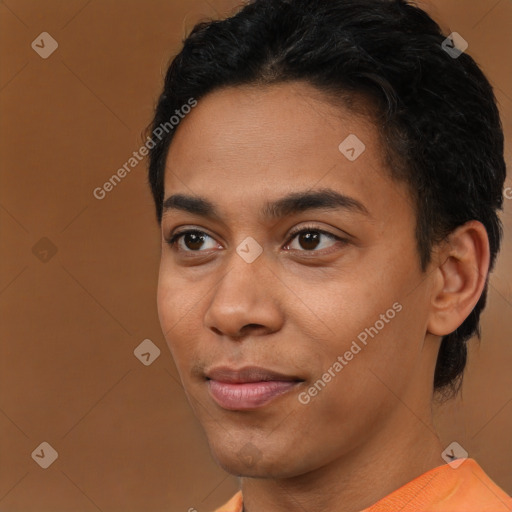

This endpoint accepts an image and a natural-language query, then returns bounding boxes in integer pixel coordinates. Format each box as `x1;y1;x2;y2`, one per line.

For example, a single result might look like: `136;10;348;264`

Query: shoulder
212;490;243;512
364;458;512;512
444;458;512;511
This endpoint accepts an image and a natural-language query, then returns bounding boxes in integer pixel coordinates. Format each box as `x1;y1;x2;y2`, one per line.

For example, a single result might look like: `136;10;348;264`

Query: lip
205;365;303;383
205;365;304;410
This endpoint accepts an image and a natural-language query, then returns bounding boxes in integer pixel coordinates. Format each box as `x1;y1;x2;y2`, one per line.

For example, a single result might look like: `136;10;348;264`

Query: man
146;0;512;510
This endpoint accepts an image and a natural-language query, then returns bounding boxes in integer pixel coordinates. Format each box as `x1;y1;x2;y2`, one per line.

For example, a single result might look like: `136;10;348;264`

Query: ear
427;220;490;337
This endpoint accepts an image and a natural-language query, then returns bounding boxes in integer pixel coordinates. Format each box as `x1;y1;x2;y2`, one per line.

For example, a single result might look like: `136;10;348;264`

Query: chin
216;457;293;479
208;440;303;479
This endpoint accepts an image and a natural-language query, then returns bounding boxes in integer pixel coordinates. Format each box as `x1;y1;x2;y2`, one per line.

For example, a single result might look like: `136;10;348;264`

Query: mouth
205;365;305;410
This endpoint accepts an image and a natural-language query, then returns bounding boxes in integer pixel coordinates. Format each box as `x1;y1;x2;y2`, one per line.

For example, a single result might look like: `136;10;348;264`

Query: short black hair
146;0;506;398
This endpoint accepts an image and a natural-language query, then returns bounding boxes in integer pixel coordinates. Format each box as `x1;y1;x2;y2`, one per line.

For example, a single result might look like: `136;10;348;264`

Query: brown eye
182;232;206;250
166;230;217;252
297;231;321;250
285;226;343;252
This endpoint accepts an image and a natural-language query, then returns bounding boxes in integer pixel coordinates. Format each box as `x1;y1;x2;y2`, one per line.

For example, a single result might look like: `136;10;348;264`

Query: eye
165;225;347;254
284;225;346;252
165;229;218;252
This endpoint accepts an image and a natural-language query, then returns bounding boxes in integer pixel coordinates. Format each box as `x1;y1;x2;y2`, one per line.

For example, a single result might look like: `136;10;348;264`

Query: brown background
0;0;511;510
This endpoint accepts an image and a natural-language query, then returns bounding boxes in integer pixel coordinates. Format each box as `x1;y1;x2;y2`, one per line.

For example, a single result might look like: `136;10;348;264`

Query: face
157;82;439;478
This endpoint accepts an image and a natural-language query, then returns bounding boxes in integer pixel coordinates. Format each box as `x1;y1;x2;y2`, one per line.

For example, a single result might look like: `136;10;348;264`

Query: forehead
163;82;412;220
167;82;378;169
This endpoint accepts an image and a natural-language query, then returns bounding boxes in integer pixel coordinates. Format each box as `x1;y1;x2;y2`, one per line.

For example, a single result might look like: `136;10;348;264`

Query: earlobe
427;220;490;337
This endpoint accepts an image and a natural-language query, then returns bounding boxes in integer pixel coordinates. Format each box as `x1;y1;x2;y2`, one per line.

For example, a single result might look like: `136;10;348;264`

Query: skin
156;81;490;512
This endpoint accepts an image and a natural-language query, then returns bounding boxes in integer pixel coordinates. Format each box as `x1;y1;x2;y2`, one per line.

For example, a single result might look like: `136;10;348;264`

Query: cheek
298;317;417;436
157;262;199;330
156;267;208;363
297;262;424;383
156;276;174;334
156;270;190;355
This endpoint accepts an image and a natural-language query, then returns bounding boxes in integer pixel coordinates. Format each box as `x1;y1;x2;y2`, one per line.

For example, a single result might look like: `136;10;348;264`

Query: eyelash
165;224;347;254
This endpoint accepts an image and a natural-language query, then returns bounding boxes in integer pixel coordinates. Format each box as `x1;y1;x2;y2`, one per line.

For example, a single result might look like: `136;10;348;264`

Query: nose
203;251;284;340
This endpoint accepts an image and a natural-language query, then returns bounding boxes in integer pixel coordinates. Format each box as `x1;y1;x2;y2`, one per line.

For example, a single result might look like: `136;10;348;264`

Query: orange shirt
213;458;512;512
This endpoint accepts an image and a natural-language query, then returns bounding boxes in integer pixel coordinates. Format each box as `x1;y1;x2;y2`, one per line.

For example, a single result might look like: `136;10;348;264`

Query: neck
240;407;445;512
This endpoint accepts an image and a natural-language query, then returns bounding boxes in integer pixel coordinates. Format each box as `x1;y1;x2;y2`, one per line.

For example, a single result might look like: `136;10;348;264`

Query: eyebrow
161;188;370;222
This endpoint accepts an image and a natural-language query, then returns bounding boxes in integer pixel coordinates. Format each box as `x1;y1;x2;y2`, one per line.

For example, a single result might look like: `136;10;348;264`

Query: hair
146;0;506;399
